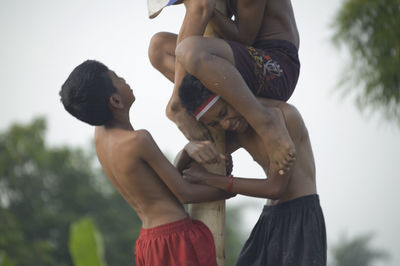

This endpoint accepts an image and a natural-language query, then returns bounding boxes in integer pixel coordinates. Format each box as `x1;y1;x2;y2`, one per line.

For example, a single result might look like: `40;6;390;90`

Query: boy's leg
167;0;216;141
148;32;177;83
176;36;295;172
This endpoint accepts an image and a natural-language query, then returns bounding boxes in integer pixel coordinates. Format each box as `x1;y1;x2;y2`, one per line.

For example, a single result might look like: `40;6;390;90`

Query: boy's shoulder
257;98;302;121
130;129;152;141
257;98;307;140
123;129;154;149
106;129;155;157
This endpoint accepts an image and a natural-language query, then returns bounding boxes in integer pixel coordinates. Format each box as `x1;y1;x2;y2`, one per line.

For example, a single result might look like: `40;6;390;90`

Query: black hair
178;73;214;114
59;60;116;126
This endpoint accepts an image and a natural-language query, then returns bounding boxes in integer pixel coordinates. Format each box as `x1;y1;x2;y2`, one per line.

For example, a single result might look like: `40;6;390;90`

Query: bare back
229;99;316;204
259;0;300;48
229;0;300;48
94;127;186;228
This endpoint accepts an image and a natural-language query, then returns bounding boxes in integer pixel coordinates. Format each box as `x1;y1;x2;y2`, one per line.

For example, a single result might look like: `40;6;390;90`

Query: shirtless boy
59;60;233;266
178;74;327;266
149;0;300;176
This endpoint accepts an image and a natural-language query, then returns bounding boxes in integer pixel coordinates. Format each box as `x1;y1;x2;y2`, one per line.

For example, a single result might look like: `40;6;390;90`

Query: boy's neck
105;112;134;130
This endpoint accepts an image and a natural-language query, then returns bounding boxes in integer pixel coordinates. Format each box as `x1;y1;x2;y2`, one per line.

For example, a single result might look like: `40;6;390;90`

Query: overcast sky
1;0;399;265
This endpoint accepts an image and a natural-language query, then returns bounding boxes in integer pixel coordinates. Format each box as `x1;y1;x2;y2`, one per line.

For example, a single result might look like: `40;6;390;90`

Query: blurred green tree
330;232;390;266
69;217;107;266
0;250;14;266
332;0;400;124
225;204;246;266
0;118;140;265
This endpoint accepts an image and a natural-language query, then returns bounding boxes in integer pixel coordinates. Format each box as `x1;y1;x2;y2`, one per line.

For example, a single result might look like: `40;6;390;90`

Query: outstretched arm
136;130;233;203
183;164;290;200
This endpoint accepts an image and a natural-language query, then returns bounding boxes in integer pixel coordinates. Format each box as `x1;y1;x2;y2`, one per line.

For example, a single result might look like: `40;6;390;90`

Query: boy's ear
109;93;124;109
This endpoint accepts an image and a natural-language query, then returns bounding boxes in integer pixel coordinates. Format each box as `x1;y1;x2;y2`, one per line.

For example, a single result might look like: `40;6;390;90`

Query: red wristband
226;175;234;193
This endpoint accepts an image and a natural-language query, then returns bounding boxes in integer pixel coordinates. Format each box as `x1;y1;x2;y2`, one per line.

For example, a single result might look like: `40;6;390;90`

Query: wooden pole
188;2;228;266
188;128;226;266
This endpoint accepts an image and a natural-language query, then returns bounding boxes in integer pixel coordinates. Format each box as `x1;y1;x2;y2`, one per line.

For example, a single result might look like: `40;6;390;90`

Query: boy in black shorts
177;75;326;266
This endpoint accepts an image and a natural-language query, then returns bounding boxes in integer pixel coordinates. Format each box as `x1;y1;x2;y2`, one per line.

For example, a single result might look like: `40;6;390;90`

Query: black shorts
236;194;327;266
226;39;300;101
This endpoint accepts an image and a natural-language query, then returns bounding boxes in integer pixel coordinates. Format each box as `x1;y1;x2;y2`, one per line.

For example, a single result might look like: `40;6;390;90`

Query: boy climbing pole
148;0;301;176
178;75;327;265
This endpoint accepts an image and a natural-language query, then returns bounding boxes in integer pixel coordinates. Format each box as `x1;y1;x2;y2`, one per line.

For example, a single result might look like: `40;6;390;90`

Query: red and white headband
193;94;220;120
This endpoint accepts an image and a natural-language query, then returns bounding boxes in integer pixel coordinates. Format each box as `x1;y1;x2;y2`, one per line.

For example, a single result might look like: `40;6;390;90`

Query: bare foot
259;107;296;175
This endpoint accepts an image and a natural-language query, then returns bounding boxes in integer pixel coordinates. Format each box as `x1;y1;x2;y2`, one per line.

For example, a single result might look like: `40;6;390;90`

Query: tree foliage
332;0;400;124
0;118;140;265
330;232;390;266
0;251;14;266
225;204;246;266
0;118;245;265
69;217;107;266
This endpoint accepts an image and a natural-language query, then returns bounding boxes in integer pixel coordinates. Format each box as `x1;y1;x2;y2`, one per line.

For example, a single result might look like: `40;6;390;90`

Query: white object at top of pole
147;0;180;19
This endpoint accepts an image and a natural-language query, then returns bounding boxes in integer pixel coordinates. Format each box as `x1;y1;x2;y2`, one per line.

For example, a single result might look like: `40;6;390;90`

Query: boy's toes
278;165;291;175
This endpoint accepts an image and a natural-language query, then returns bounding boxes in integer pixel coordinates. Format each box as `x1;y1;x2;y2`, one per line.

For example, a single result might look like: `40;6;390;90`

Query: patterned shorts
226;39;300;102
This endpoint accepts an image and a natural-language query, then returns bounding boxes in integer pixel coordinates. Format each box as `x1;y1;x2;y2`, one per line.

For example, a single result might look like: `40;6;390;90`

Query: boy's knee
148;32;169;66
176;37;207;74
166;98;180;120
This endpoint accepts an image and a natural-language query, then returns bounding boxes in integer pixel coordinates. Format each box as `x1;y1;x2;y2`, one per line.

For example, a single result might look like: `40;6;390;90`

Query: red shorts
134;216;218;266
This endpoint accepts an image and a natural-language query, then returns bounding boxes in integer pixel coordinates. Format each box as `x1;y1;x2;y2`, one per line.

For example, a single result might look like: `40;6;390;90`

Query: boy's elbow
265;180;288;200
180;197;191;204
267;187;285;200
175;189;193;204
180;196;198;205
187;0;214;21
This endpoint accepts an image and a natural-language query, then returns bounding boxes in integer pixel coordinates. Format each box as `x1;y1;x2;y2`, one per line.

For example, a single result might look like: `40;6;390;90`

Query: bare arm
174;142;234;175
136;130;232;203
173;148;192;172
174;129;240;171
210;0;266;45
183;164;290;199
182;102;308;199
180;132;291;199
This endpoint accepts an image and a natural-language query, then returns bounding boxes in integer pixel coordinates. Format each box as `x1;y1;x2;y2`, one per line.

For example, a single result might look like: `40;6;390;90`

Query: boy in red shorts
59;60;233;266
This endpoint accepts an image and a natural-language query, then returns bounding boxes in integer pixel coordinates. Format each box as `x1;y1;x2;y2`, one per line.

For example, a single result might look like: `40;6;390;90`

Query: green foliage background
69;217;107;266
332;0;400;124
0;118;245;265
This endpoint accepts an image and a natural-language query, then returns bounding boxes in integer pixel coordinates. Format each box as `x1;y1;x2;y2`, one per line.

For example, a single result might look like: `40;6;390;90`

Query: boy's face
108;71;135;107
199;98;248;133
